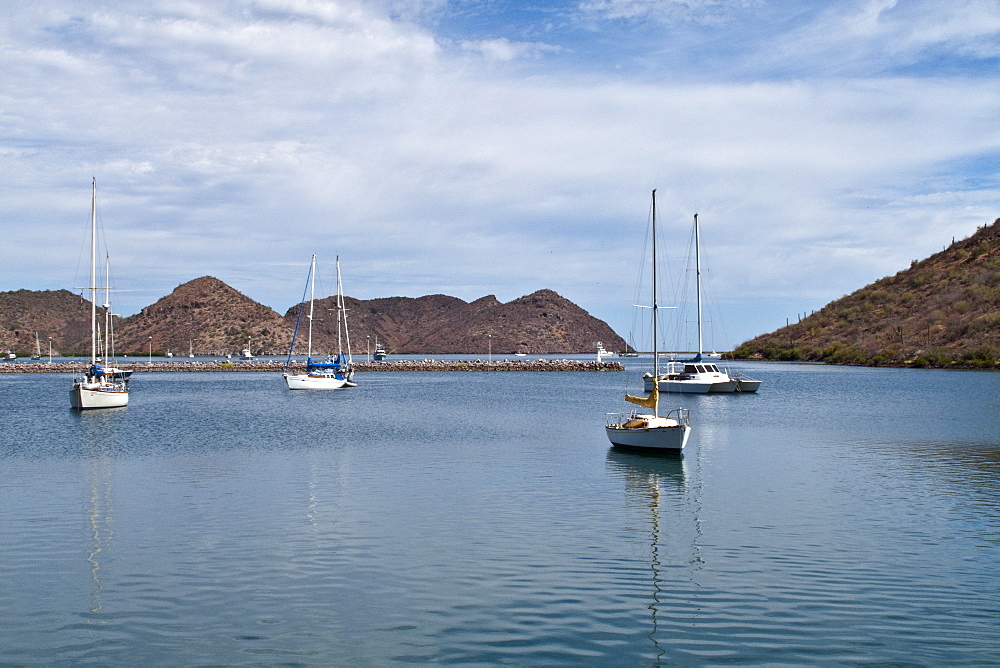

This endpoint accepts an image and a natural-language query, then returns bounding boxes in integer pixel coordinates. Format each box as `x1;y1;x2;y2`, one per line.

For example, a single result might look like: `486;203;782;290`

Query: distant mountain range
734;217;1000;367
0;278;627;356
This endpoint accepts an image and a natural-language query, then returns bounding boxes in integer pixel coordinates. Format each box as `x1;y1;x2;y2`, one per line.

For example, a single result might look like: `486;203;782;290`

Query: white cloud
1;0;998;349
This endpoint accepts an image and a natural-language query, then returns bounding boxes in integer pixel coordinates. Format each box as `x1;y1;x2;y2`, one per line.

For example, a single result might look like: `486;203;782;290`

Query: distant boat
605;190;690;453
283;255;354;390
373;337;387;362
618;342;639;358
70;178;129;410
514;352;527;357
647;214;761;394
31;333;41;360
596;341;613;360
4;350;15;361
165;349;173;358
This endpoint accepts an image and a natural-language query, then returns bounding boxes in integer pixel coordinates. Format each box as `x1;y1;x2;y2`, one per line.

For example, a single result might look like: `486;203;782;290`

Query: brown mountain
114;276;293;356
2;279;624;356
733;217;1000;367
0;289;94;356
291;289;626;354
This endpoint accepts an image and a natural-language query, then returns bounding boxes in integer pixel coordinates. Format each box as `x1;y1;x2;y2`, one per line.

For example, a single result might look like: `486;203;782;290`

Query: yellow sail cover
625;382;658;410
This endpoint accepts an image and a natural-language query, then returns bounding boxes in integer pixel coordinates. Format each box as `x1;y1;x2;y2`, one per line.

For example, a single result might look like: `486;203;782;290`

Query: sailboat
31;333;42;360
646;214;762;394
332;256;356;386
283;255;354;390
70;178;129;410
99;254;132;383
605;190;691;453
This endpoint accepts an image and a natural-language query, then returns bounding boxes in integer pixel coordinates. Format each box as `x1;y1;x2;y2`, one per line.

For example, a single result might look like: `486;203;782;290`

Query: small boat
31;333;42;360
70;179;128;410
240;344;254;360
596;341;613;360
283;255;354;390
165;349;173;358
3;351;15;361
606;190;691;453
373;337;387;361
649;214;761;394
618;334;640;357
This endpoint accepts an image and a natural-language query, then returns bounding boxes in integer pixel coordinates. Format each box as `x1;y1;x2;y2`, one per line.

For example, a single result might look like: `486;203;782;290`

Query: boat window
696;365;707;373
684;365;697;373
708;364;719;372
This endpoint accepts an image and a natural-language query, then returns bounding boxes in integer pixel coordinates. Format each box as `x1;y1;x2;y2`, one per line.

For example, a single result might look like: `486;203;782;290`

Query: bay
1;360;998;665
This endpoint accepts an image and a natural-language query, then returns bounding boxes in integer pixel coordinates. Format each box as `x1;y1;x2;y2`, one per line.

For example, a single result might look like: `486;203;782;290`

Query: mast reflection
606;449;703;664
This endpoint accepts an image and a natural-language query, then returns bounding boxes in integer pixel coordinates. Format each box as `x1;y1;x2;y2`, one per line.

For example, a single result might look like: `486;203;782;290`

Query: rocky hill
1;280;625;356
0;289;94;356
114;276;292;356
733;217;1000;367
294;289;626;355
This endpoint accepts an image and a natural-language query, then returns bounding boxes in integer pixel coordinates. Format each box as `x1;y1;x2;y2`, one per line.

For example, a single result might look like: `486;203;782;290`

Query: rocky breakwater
1;359;624;373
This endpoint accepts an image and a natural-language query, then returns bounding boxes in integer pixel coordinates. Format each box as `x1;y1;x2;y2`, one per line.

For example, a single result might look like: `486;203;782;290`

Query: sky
2;0;999;351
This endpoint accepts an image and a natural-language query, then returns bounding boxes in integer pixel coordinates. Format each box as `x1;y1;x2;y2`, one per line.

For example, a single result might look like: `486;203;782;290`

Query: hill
1;280;625;356
291;289;626;355
0;289;94;356
733;217;1000;367
114;277;292;356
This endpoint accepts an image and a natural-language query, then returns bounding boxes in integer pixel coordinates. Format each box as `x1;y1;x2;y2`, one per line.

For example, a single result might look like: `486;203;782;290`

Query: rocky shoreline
1;359;625;373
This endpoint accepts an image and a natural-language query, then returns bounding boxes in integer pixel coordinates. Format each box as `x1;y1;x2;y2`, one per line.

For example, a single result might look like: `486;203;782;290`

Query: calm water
1;361;998;665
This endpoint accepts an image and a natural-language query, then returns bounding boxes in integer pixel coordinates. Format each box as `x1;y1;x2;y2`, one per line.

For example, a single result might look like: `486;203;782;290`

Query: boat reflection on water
606;449;703;664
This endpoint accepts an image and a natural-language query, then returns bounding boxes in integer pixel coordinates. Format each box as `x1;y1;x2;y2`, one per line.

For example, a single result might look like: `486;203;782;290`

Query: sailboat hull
648;379;713;393
70;383;129;410
283;372;348;390
605;423;690;452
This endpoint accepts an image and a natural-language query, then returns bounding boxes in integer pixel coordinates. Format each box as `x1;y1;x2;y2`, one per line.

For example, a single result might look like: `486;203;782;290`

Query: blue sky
2;0;998;350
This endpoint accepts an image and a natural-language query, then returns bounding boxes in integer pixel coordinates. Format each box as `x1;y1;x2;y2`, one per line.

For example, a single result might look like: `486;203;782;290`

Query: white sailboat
283;255;353;390
646;214;761;394
70;178;129;410
100;253;132;383
606;190;691;453
31;333;42;360
332;256;356;386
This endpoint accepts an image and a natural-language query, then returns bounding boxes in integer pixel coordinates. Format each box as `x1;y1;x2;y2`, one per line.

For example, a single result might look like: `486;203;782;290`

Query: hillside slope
115;276;292;355
734;217;1000;367
288;288;626;355
0;289;95;356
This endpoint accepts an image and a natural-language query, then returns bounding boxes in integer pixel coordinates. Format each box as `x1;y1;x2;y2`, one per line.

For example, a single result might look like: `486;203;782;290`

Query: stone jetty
1;359;624;373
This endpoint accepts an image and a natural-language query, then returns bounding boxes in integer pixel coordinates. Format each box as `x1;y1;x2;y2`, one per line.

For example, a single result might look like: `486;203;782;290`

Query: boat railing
605;412;634;427
665;407;690;426
606;408;690;427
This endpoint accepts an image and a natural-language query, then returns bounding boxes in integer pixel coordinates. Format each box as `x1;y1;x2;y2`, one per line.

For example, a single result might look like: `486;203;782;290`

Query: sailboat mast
307;254;316;358
336;257;343;355
104;253;111;364
90;178;97;365
694;213;703;359
336;256;351;360
652;189;659;417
